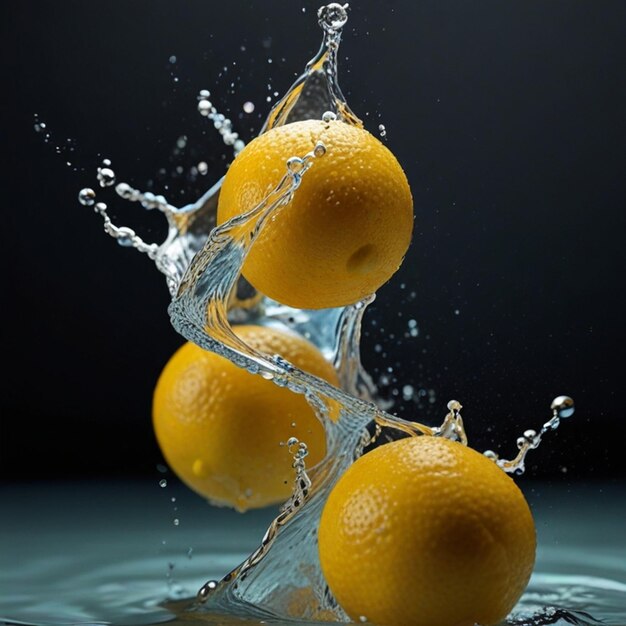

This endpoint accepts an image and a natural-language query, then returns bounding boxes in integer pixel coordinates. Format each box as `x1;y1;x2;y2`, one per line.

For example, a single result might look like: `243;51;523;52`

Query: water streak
76;3;574;622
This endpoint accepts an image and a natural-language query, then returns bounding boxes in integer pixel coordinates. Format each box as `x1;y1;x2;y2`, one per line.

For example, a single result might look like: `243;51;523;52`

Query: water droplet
159;479;168;488
551;395;574;419
198;580;218;600
198;100;212;116
173;518;180;526
169;55;177;64
102;158;111;167
322;110;337;122
78;188;96;206
484;450;499;461
318;3;349;32
97;167;116;188
314;142;326;157
197;161;208;175
447;400;462;413
243;101;255;113
116;226;135;246
94;202;107;215
378;123;386;138
116;182;134;199
287;157;305;174
198;89;211;100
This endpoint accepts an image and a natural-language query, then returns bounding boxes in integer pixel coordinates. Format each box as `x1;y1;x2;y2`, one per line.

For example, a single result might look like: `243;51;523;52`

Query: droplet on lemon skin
217;119;414;310
318;436;536;626
152;325;339;511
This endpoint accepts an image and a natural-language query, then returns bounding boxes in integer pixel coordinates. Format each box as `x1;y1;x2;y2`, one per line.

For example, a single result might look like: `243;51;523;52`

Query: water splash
76;3;574;622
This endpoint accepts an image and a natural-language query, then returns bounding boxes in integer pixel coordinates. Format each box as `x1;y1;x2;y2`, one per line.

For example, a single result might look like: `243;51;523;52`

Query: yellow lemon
152;325;338;511
318;436;536;626
217;119;413;309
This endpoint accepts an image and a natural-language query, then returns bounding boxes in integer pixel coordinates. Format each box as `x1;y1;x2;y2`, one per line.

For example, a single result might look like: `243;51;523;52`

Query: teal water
1;481;624;626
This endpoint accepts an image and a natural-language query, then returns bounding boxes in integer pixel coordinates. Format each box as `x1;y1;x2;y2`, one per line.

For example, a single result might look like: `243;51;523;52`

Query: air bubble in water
243;101;255;113
78;188;96;206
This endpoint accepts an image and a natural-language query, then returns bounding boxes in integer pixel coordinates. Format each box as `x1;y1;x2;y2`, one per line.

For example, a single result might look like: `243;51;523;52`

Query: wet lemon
318;436;536;626
152;325;338;511
217;119;413;309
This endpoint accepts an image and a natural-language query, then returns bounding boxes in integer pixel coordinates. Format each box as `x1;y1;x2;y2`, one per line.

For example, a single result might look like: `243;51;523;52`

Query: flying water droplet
97;167;116;188
115;182;133;199
551;395;575;419
198;100;212;116
78;188;96;206
318;3;349;32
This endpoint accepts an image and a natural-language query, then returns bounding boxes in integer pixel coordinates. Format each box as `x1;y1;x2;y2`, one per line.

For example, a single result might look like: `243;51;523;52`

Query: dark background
2;0;624;483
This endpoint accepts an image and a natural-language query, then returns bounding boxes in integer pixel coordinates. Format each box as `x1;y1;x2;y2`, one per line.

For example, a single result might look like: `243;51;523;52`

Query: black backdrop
2;0;625;482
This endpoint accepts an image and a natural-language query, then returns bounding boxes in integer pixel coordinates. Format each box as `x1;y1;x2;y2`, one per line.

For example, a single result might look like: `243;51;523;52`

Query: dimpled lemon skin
318;437;536;626
217;119;413;310
152;325;338;511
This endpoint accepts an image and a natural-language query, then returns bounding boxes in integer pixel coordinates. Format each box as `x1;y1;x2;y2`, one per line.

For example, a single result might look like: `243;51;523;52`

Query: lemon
217;119;413;309
318;436;536;626
152;325;338;511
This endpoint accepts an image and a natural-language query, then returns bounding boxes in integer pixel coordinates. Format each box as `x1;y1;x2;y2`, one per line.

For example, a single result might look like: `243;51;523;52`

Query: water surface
1;481;624;626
